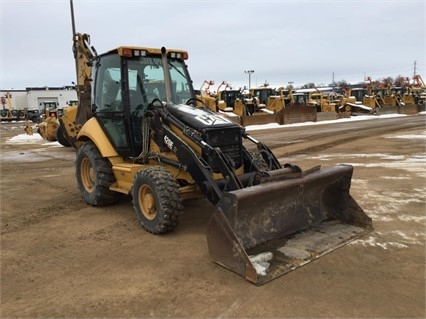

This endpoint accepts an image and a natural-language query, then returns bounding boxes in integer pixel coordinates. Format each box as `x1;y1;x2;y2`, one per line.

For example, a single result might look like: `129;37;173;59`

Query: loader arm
154;107;250;204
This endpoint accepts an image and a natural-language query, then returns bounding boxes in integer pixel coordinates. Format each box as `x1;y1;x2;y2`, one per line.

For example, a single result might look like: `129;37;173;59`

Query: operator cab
251;88;275;105
92;47;194;158
219;90;242;110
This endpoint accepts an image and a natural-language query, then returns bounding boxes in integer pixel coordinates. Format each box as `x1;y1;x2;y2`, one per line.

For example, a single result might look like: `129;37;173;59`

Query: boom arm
70;0;97;125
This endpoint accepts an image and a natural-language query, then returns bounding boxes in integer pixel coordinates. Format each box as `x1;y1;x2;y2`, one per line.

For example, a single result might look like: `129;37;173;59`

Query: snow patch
5;133;61;147
351;236;408;249
245;113;410;131
351;229;424;249
379;176;411;180
397;215;426;223
0;135;73;162
249;252;273;276
387;134;426;139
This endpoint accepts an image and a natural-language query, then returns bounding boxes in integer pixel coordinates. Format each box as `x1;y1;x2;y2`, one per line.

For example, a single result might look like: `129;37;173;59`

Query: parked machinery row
196;75;426;125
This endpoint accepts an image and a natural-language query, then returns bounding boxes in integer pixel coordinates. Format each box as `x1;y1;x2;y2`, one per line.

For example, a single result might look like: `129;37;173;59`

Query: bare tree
301;82;316;89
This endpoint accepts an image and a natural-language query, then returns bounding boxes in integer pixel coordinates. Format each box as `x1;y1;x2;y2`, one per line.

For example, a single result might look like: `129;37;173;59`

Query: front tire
132;167;183;234
76;141;123;206
56;124;71;147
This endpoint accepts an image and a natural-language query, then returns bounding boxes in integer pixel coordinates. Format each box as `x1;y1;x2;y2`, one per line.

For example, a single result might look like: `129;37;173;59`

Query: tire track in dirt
1;167;82;234
1;197;87;234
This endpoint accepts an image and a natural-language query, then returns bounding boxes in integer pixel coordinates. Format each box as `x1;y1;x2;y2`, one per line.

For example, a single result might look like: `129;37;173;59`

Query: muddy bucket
206;164;373;285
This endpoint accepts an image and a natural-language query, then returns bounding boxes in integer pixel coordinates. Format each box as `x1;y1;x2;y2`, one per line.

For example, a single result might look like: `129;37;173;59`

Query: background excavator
61;0;373;285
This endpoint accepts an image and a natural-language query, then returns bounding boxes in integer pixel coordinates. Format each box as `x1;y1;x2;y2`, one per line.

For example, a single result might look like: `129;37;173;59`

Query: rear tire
132;167;183;234
76;141;123;206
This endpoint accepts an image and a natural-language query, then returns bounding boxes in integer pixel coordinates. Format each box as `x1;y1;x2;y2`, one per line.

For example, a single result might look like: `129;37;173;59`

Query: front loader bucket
37;118;59;141
206;164;372;285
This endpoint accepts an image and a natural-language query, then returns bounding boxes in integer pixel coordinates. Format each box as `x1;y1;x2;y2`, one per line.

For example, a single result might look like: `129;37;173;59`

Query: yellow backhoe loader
0;92;25;122
61;0;372;285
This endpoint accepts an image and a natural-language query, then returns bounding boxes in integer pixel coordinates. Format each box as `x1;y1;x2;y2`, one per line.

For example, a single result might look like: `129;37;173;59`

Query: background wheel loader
63;0;373;285
37;102;60;141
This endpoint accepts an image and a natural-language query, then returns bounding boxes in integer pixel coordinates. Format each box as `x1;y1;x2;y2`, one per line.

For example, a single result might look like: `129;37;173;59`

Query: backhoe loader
0;92;25;122
64;0;372;285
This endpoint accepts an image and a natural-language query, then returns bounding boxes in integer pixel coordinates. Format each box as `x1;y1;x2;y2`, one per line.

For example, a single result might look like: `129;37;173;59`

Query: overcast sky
1;0;425;91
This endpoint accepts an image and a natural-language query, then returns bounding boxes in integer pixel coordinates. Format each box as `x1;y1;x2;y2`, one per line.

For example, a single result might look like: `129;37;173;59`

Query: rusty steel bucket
206;164;373;285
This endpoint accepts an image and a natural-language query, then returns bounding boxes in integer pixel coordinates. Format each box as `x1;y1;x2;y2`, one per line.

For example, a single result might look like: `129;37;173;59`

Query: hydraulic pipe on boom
70;0;96;125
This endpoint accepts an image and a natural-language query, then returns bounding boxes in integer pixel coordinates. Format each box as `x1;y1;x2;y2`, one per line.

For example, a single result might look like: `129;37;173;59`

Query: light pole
244;70;255;89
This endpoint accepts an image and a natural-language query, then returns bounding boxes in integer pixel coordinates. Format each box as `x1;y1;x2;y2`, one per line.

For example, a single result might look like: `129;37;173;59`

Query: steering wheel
147;98;164;110
144;93;159;103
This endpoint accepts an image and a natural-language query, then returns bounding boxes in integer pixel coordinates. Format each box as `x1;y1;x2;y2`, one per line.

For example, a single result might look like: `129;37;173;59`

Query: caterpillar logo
164;135;174;151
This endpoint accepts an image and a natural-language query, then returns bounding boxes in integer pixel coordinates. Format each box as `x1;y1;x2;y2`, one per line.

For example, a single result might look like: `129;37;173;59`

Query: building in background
1;86;77;112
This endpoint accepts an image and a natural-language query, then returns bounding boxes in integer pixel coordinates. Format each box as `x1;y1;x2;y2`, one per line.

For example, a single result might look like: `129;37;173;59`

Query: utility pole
244;70;255;89
413;60;417;77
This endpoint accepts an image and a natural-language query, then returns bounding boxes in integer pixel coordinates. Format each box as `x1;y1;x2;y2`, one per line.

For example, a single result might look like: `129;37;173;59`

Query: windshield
127;56;193;110
351;89;367;101
43;102;57;109
253;89;273;104
221;90;241;103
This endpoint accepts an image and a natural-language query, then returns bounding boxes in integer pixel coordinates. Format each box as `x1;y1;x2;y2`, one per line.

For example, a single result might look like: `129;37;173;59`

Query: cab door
93;54;129;151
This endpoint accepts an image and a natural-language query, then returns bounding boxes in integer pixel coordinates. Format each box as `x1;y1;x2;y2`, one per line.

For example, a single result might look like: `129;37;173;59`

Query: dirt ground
1;114;425;318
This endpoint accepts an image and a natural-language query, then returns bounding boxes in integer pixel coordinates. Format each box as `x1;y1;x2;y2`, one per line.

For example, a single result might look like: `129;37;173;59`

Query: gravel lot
1;114;425;318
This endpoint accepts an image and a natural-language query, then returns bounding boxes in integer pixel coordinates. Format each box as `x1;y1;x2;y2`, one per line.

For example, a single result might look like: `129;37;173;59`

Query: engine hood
167;103;240;132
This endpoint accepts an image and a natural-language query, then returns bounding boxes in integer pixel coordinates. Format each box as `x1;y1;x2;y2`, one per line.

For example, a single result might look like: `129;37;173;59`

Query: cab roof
103;46;189;58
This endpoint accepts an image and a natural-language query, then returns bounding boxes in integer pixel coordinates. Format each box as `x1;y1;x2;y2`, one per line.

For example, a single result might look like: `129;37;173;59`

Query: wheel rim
81;157;95;192
138;185;157;220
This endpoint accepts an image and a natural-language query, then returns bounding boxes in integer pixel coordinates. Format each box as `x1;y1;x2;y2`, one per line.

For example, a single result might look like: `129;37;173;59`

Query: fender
77;117;118;157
